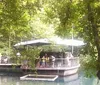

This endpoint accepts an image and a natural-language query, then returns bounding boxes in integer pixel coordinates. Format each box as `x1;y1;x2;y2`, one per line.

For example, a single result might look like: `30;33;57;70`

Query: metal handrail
35;57;79;68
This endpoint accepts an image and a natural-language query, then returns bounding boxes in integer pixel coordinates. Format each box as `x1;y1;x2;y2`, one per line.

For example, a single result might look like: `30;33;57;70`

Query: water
0;72;98;85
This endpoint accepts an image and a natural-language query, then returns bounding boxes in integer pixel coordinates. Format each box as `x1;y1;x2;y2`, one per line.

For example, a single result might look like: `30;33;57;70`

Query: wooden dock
0;63;21;73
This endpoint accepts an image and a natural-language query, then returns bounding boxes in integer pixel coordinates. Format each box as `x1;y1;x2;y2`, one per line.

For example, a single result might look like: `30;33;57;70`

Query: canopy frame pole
71;24;74;54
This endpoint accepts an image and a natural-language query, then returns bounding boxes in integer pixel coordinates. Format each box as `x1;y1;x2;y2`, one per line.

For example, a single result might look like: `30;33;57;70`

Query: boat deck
0;63;21;73
0;63;21;66
35;64;80;70
0;57;80;76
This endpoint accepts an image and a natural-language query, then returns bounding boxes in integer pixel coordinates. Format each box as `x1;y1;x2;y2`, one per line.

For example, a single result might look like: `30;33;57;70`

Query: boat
34;51;80;76
14;38;84;77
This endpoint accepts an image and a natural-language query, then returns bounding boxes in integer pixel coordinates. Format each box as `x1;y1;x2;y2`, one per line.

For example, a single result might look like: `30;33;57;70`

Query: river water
0;72;98;85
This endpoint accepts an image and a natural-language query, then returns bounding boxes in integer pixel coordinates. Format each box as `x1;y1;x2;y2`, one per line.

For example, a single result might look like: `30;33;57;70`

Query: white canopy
14;38;85;47
50;37;85;46
14;39;50;47
55;39;85;46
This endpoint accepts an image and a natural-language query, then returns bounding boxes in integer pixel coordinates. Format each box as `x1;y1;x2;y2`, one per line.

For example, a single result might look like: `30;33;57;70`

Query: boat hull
35;64;80;76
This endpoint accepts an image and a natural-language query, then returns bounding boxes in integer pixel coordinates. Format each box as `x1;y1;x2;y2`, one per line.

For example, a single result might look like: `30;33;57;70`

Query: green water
0;72;98;85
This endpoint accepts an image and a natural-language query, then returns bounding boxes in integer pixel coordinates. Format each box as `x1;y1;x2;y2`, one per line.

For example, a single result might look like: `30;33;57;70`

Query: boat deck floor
35;64;80;70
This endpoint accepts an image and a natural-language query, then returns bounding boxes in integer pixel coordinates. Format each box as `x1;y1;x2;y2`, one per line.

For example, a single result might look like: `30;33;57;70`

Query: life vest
46;57;49;62
42;56;45;62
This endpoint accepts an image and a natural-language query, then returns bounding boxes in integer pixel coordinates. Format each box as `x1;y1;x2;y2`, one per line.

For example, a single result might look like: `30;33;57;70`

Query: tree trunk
87;2;100;79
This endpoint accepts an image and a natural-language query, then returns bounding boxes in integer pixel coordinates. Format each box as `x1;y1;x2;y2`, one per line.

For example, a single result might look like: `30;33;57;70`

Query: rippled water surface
0;72;97;85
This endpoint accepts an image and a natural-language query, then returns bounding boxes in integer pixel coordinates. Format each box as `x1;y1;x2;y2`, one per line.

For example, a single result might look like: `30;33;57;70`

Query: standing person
66;55;70;66
39;50;44;67
51;55;55;68
65;52;71;66
45;54;49;67
41;56;46;67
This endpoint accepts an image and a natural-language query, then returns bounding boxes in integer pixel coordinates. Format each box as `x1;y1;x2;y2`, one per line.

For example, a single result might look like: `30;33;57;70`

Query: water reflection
0;73;97;85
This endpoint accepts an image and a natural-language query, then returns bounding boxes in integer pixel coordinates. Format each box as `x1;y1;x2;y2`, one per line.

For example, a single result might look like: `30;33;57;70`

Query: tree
29;10;56;39
43;0;100;77
0;0;29;54
80;0;100;77
0;0;42;55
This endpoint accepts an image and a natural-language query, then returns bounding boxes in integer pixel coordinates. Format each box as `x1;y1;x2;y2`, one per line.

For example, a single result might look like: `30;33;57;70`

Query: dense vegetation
0;0;100;77
44;0;100;77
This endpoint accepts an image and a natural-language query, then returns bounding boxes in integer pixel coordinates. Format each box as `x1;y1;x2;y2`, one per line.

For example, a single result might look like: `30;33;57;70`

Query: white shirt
51;56;55;61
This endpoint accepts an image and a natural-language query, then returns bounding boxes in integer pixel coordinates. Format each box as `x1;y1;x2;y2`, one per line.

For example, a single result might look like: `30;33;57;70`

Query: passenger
21;60;29;69
35;56;40;67
65;52;72;66
68;52;74;58
45;54;49;67
66;56;71;66
51;55;55;68
39;51;44;67
3;57;8;64
41;56;46;67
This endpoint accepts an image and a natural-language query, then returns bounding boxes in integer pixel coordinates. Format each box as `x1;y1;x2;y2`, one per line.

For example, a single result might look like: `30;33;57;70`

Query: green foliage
30;18;55;38
0;0;29;55
22;48;38;68
13;46;41;69
43;0;83;38
42;0;100;77
0;0;31;39
0;0;99;77
0;0;44;56
80;54;97;77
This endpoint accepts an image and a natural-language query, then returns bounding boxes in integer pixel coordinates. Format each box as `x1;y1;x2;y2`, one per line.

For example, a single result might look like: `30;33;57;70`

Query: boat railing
36;57;80;68
54;57;79;68
0;56;79;69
